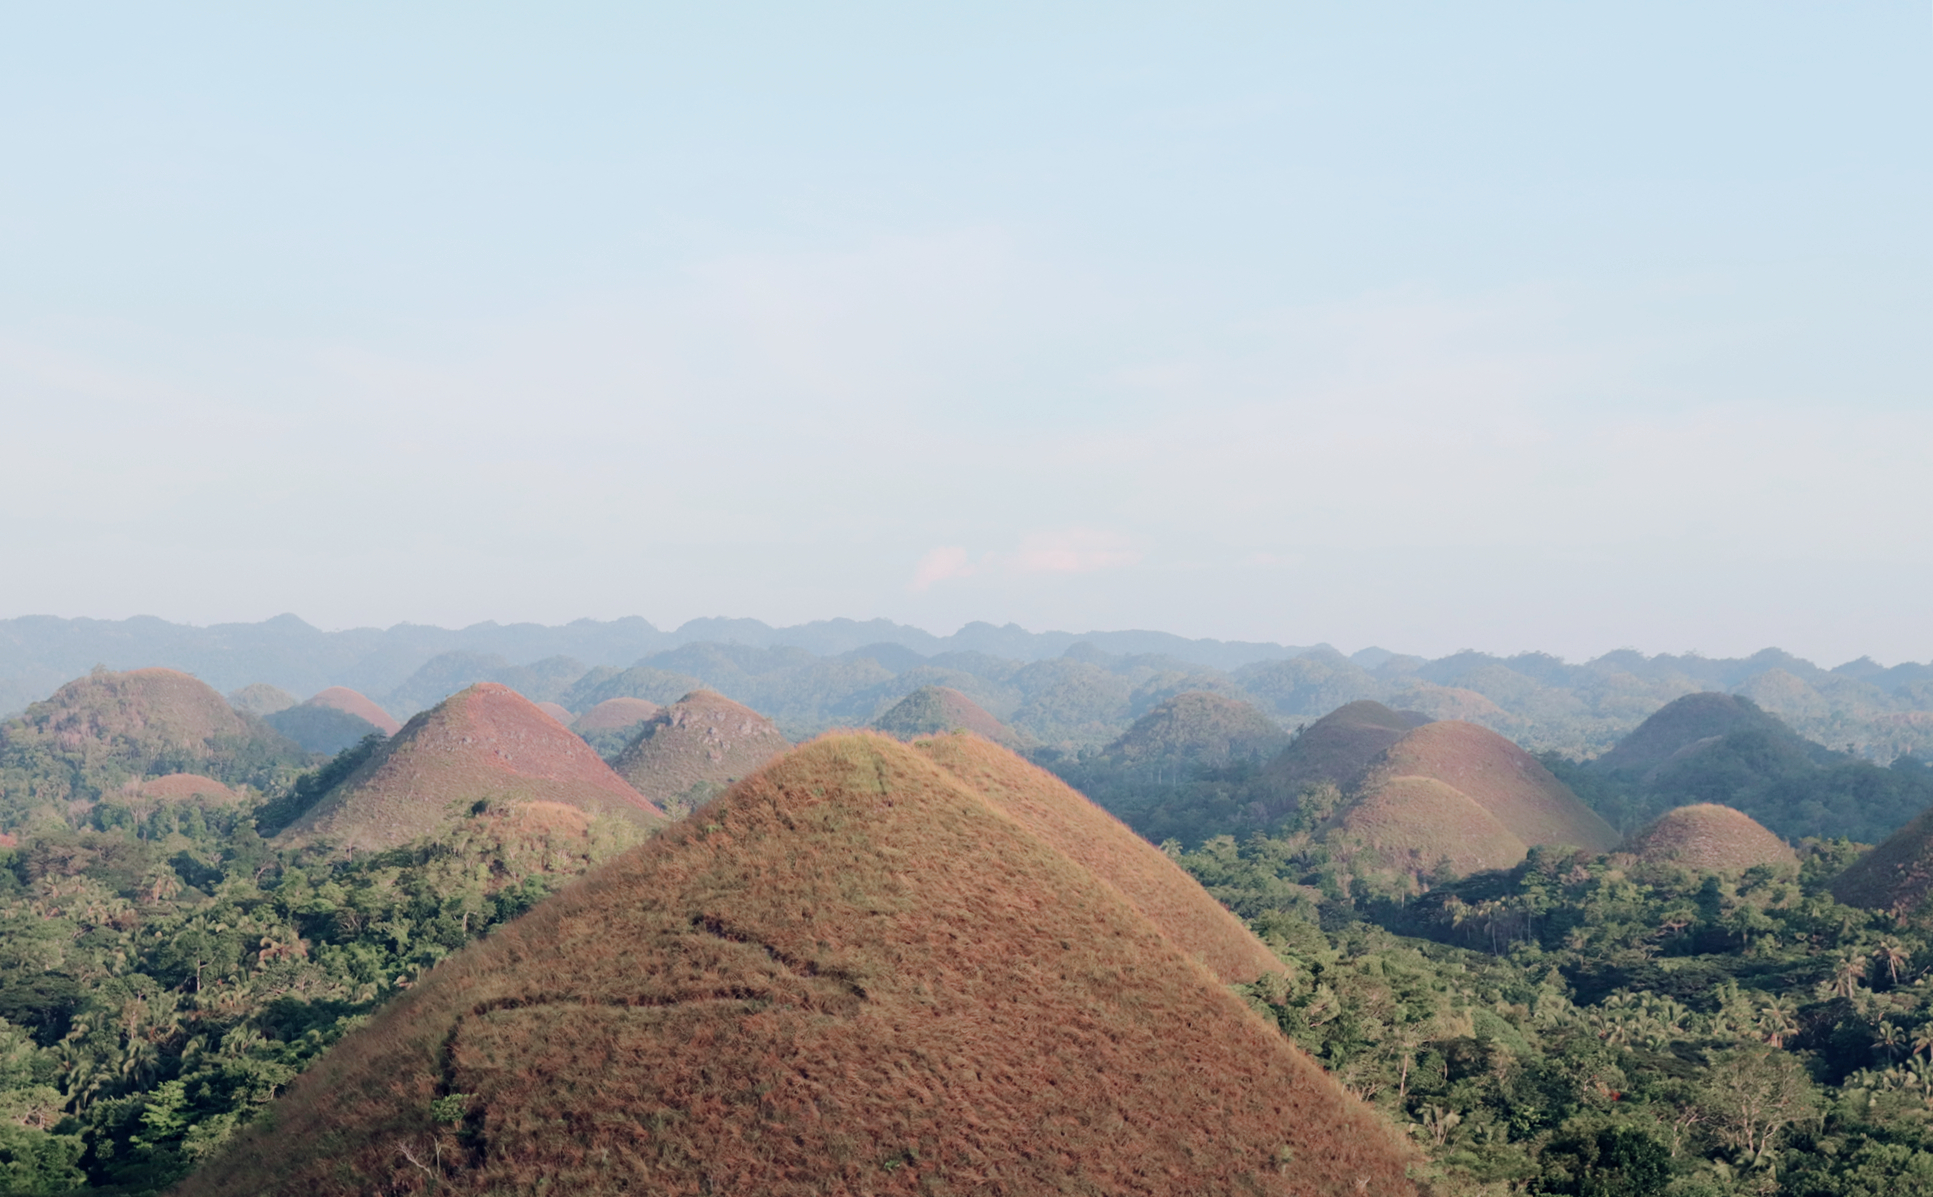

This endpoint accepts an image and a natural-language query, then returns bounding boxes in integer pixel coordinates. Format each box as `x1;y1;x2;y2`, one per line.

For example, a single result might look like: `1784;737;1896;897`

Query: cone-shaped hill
1591;692;1793;778
1102;690;1290;770
1332;720;1619;878
573;696;662;732
280;683;664;851
268;687;402;754
1261;700;1430;810
1833;811;1933;913
534;701;574;724
308;687;403;736
0;668;307;803
611;690;790;813
913;731;1283;984
1626;804;1797;874
872;685;1016;746
180;733;1415;1197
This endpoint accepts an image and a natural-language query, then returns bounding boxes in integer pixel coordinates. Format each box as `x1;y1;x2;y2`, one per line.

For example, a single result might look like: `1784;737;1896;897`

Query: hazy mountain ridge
4;615;1932;762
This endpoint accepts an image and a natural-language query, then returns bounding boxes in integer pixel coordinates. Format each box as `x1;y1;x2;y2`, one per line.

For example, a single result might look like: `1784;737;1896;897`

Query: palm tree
1875;940;1912;986
1876;1021;1907;1063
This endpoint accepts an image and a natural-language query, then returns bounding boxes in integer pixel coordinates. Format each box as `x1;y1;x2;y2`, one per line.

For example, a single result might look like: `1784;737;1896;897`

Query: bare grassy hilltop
280;683;663;851
611;690;790;816
178;732;1415;1197
1625;803;1797;874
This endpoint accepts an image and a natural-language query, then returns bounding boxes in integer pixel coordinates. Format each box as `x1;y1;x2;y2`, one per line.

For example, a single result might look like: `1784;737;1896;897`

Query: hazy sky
2;4;1928;665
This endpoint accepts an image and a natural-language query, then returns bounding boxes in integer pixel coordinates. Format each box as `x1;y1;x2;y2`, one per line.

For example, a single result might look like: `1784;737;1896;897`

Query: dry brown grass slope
913;732;1284;984
177;732;1415;1197
307;687;403;736
611;689;790;811
1626;804;1797;874
1333;775;1530;878
872;685;1016;745
1262;700;1431;798
281;683;664;851
1833;811;1933;913
1370;721;1618;853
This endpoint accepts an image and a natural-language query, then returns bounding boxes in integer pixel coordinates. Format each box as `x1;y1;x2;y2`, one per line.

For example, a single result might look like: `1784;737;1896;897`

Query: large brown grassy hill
611;690;790;814
307;687;403;736
1260;700;1430;809
872;685;1016;745
1102;690;1290;770
1833;812;1933;913
281;684;664;851
914;732;1283;983
1626;804;1797;874
1331;721;1618;878
178;733;1415;1197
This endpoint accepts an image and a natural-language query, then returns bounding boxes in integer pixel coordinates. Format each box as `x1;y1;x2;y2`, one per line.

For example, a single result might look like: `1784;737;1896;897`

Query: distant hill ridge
5;616;1932;763
281;683;664;851
179;732;1416;1196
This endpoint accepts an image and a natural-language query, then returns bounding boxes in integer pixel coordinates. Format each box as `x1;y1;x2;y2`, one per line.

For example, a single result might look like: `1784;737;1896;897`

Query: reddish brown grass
307;687;403;736
572;697;663;732
281;684;664;851
532;701;574;724
177;733;1416;1197
612;690;790;810
912;732;1285;984
1626;804;1797;874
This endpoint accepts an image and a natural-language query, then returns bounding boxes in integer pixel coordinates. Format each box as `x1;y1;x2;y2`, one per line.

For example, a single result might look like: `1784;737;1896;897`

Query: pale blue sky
2;3;1928;664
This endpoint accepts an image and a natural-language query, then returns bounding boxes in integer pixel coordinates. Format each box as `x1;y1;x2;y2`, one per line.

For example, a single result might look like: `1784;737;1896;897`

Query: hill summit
611;689;790;815
1331;720;1619;879
1102;690;1289;770
1591;692;1792;778
871;685;1016;745
0;668;306;813
1260;700;1430;813
1625;804;1797;873
181;732;1415;1196
280;683;664;851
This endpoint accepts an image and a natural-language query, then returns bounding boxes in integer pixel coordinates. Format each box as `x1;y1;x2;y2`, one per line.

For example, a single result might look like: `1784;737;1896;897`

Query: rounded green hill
872;685;1016;745
1103;690;1289;769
